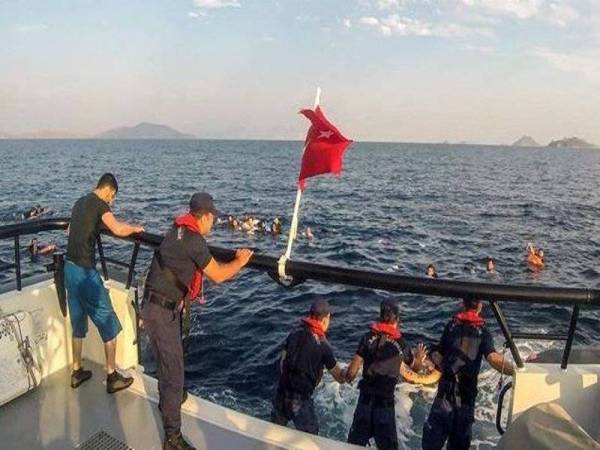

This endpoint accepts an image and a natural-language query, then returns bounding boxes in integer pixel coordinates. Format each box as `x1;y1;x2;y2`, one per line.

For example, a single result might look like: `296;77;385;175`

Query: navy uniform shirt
146;225;212;301
279;325;337;397
437;320;496;404
356;331;414;401
66;193;111;268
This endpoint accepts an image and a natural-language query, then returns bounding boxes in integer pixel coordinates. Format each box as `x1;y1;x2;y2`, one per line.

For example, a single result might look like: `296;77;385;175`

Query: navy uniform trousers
422;391;475;450
347;392;398;450
142;300;184;435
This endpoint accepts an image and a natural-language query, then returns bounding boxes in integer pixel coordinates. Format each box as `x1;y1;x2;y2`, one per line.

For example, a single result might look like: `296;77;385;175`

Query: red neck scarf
454;310;485;327
174;213;204;302
302;318;326;337
370;322;401;340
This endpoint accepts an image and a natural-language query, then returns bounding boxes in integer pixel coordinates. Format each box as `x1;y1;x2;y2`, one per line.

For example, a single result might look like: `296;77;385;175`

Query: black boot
163;431;195;450
106;371;133;394
70;368;92;388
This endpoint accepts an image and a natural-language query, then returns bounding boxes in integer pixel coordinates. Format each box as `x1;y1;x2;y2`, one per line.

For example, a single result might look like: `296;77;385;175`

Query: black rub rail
1;217;599;370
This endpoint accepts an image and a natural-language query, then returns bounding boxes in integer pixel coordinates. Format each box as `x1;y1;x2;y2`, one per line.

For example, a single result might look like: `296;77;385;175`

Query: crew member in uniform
422;297;514;450
271;298;346;435
142;192;253;450
65;173;144;392
345;300;427;450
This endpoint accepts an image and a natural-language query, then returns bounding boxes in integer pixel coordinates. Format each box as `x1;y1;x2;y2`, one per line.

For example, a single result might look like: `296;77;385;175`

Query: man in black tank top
346;300;428;450
422;298;514;450
271;298;347;435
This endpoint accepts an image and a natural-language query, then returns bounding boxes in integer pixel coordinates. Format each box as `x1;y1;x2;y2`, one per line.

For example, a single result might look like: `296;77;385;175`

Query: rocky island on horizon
547;136;598;149
512;135;540;147
95;122;195;139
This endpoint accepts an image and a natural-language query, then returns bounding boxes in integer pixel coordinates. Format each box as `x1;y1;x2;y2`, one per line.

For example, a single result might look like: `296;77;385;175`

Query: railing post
561;305;580;369
489;301;524;369
14;235;22;291
53;252;68;317
96;235;109;280
125;241;140;290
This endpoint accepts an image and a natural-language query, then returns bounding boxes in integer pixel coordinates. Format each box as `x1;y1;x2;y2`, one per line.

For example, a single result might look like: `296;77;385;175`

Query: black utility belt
146;291;181;311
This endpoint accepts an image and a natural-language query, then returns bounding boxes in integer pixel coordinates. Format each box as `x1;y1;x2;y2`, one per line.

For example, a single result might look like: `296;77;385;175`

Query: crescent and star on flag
278;88;354;282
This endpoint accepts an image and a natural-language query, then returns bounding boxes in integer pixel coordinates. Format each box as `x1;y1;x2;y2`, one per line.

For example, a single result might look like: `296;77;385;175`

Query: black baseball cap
189;192;221;216
309;298;332;317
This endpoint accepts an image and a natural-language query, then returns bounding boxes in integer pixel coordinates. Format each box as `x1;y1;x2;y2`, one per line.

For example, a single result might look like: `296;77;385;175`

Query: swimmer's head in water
463;296;482;312
426;264;437;277
537;249;544;258
486;257;496;272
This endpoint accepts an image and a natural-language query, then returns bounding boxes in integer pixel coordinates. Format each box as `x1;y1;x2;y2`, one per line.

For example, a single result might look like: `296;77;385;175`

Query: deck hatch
75;430;132;450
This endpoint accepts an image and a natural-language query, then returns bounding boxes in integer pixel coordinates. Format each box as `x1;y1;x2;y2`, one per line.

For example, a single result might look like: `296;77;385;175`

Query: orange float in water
400;362;441;386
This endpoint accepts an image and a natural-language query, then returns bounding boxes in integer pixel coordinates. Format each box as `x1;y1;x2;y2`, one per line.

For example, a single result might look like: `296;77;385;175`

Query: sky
1;0;600;144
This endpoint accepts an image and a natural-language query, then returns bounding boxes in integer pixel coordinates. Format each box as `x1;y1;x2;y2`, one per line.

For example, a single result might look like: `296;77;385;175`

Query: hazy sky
2;0;600;144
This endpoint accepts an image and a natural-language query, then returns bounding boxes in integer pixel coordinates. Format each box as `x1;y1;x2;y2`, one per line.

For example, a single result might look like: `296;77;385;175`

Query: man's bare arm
487;352;515;376
345;354;364;383
203;249;253;284
328;364;346;384
101;212;144;237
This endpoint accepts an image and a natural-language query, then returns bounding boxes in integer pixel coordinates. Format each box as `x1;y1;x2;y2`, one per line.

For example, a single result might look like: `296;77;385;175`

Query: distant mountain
96;122;195;139
547;137;598;149
512;135;540;147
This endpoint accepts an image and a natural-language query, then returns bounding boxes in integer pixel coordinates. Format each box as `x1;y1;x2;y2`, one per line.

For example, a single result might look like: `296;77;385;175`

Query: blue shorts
64;261;122;342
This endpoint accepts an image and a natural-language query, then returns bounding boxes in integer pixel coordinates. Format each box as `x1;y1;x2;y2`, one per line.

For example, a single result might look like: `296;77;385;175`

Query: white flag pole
278;87;321;280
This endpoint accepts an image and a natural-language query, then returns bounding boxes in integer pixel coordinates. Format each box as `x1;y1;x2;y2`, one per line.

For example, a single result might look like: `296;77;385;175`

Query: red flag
298;106;353;190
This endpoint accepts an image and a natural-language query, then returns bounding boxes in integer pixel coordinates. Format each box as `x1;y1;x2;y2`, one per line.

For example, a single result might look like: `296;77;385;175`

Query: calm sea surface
1;140;599;449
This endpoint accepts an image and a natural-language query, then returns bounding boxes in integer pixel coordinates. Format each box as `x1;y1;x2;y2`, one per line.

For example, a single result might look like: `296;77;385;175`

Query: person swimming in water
304;227;314;240
426;264;438;279
28;238;57;256
486;257;496;273
271;217;282;235
527;242;544;267
23;205;50;220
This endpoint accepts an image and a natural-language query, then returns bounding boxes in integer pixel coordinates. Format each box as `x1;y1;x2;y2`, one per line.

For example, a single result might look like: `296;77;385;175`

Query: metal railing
1;217;599;370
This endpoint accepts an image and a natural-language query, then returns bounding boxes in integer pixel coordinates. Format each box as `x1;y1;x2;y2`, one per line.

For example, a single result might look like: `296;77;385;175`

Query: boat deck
0;362;307;450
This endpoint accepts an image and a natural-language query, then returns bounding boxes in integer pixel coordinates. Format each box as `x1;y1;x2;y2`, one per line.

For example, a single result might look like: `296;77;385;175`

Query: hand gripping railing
1;217;599;370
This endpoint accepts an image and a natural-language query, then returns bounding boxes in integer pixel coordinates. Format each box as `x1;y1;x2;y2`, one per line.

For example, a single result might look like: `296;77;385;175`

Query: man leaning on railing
65;173;144;393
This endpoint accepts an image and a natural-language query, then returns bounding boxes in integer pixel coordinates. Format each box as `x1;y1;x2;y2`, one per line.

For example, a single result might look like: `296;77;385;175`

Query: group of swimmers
22;205;50;220
425;242;545;279
223;214;281;235
222;214;314;240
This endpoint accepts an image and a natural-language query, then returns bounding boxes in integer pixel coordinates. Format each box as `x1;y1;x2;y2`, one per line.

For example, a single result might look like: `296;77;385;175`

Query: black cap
189;192;221;216
309;298;332;317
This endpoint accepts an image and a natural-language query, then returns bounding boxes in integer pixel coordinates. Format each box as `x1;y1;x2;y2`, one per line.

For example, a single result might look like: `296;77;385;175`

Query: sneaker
163;431;195;450
106;371;133;394
70;368;92;389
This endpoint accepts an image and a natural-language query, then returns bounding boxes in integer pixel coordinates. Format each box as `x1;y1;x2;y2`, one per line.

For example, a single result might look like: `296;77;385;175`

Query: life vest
173;213;204;302
302;317;326;337
454;310;485;328
359;324;405;397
